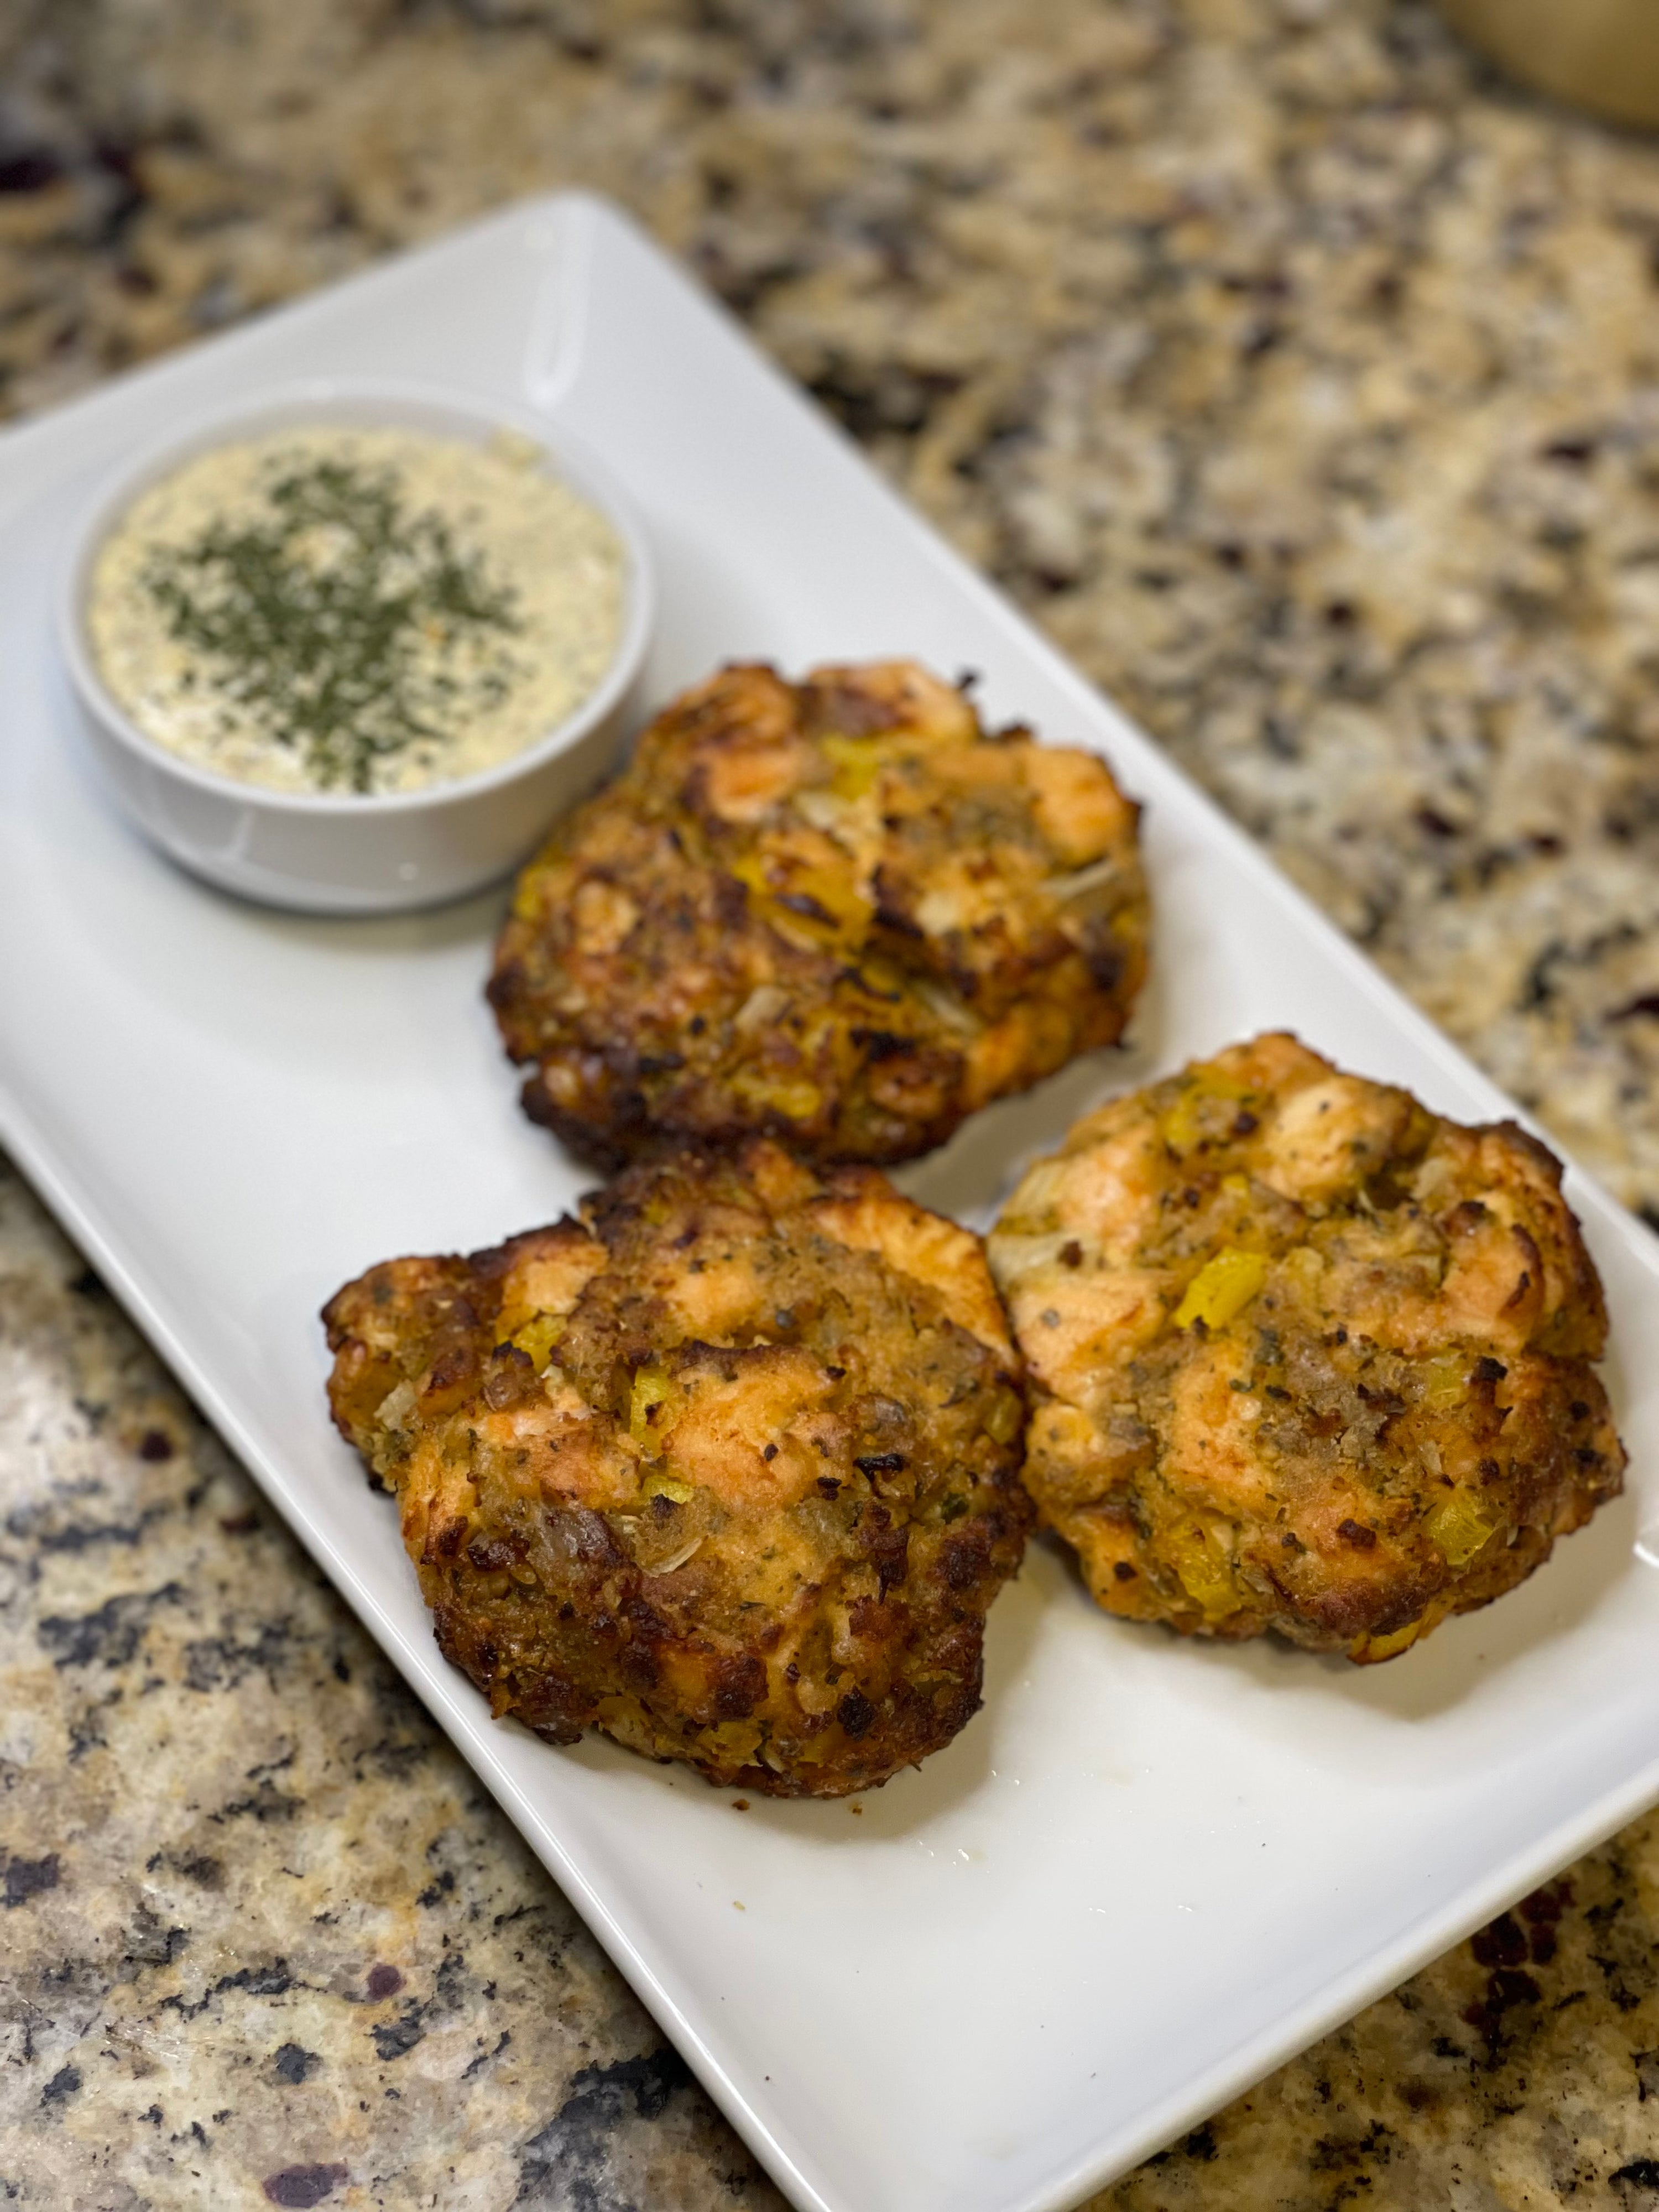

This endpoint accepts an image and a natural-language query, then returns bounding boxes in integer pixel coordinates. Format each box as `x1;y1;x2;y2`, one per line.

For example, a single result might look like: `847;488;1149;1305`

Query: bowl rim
55;373;655;819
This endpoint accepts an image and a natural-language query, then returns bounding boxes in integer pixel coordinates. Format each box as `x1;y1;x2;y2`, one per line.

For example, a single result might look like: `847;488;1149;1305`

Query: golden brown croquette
988;1033;1624;1663
324;1140;1031;1793
488;659;1148;1169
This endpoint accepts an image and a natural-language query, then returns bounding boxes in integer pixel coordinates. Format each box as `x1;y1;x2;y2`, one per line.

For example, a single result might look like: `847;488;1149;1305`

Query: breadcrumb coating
489;659;1147;1167
988;1033;1624;1662
324;1140;1031;1793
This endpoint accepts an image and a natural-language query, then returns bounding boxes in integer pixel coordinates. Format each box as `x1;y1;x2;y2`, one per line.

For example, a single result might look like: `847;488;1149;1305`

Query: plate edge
3;189;1659;2212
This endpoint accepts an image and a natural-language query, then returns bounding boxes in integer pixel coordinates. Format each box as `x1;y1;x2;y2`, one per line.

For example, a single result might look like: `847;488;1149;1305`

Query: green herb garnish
140;455;523;792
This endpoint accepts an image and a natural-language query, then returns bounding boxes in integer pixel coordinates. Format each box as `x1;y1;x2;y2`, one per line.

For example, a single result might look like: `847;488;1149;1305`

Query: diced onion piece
375;1380;417;1431
733;983;790;1033
912;978;979;1035
794;788;848;833
645;1537;702;1575
1043;855;1124;902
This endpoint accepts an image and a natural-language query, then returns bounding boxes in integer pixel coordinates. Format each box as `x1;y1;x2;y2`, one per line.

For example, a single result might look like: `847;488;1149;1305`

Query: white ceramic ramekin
56;378;654;914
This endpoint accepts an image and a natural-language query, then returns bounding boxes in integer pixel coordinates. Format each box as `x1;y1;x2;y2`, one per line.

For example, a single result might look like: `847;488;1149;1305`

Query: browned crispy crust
488;659;1148;1168
988;1033;1625;1663
323;1140;1031;1794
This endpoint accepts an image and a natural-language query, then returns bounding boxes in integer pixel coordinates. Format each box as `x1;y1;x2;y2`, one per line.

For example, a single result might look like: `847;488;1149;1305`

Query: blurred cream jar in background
1439;0;1659;129
58;379;654;915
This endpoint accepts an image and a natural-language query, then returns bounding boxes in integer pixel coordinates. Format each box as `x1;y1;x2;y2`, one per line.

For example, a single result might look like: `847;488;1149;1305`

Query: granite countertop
3;2;1659;2206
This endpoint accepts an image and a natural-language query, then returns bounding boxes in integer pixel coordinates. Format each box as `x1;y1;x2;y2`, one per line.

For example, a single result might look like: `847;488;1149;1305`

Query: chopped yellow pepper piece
1426;1491;1494;1569
1418;1350;1469;1410
1161;1071;1250;1156
820;733;886;800
642;1469;695;1505
510;872;549;923
510;1312;565;1372
1173;1248;1267;1332
629;1364;673;1447
730;851;870;938
1171;1522;1240;1616
1353;1619;1424;1662
984;1389;1025;1444
731;1069;823;1124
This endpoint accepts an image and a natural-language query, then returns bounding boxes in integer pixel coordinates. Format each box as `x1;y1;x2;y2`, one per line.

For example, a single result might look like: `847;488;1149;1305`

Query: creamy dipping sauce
87;425;626;796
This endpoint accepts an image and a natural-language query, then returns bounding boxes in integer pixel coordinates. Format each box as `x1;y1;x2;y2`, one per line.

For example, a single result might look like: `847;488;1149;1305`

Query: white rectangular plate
3;195;1657;2212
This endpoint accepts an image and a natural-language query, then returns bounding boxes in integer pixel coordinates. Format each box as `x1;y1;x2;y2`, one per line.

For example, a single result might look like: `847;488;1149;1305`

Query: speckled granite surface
4;3;1659;2207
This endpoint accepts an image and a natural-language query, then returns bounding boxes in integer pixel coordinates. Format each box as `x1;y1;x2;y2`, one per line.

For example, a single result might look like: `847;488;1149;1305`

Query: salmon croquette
323;1140;1031;1794
987;1034;1624;1663
488;659;1147;1170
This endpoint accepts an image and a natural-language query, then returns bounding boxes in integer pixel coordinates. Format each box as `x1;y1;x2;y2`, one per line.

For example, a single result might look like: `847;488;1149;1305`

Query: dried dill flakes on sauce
88;424;627;798
139;451;524;794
